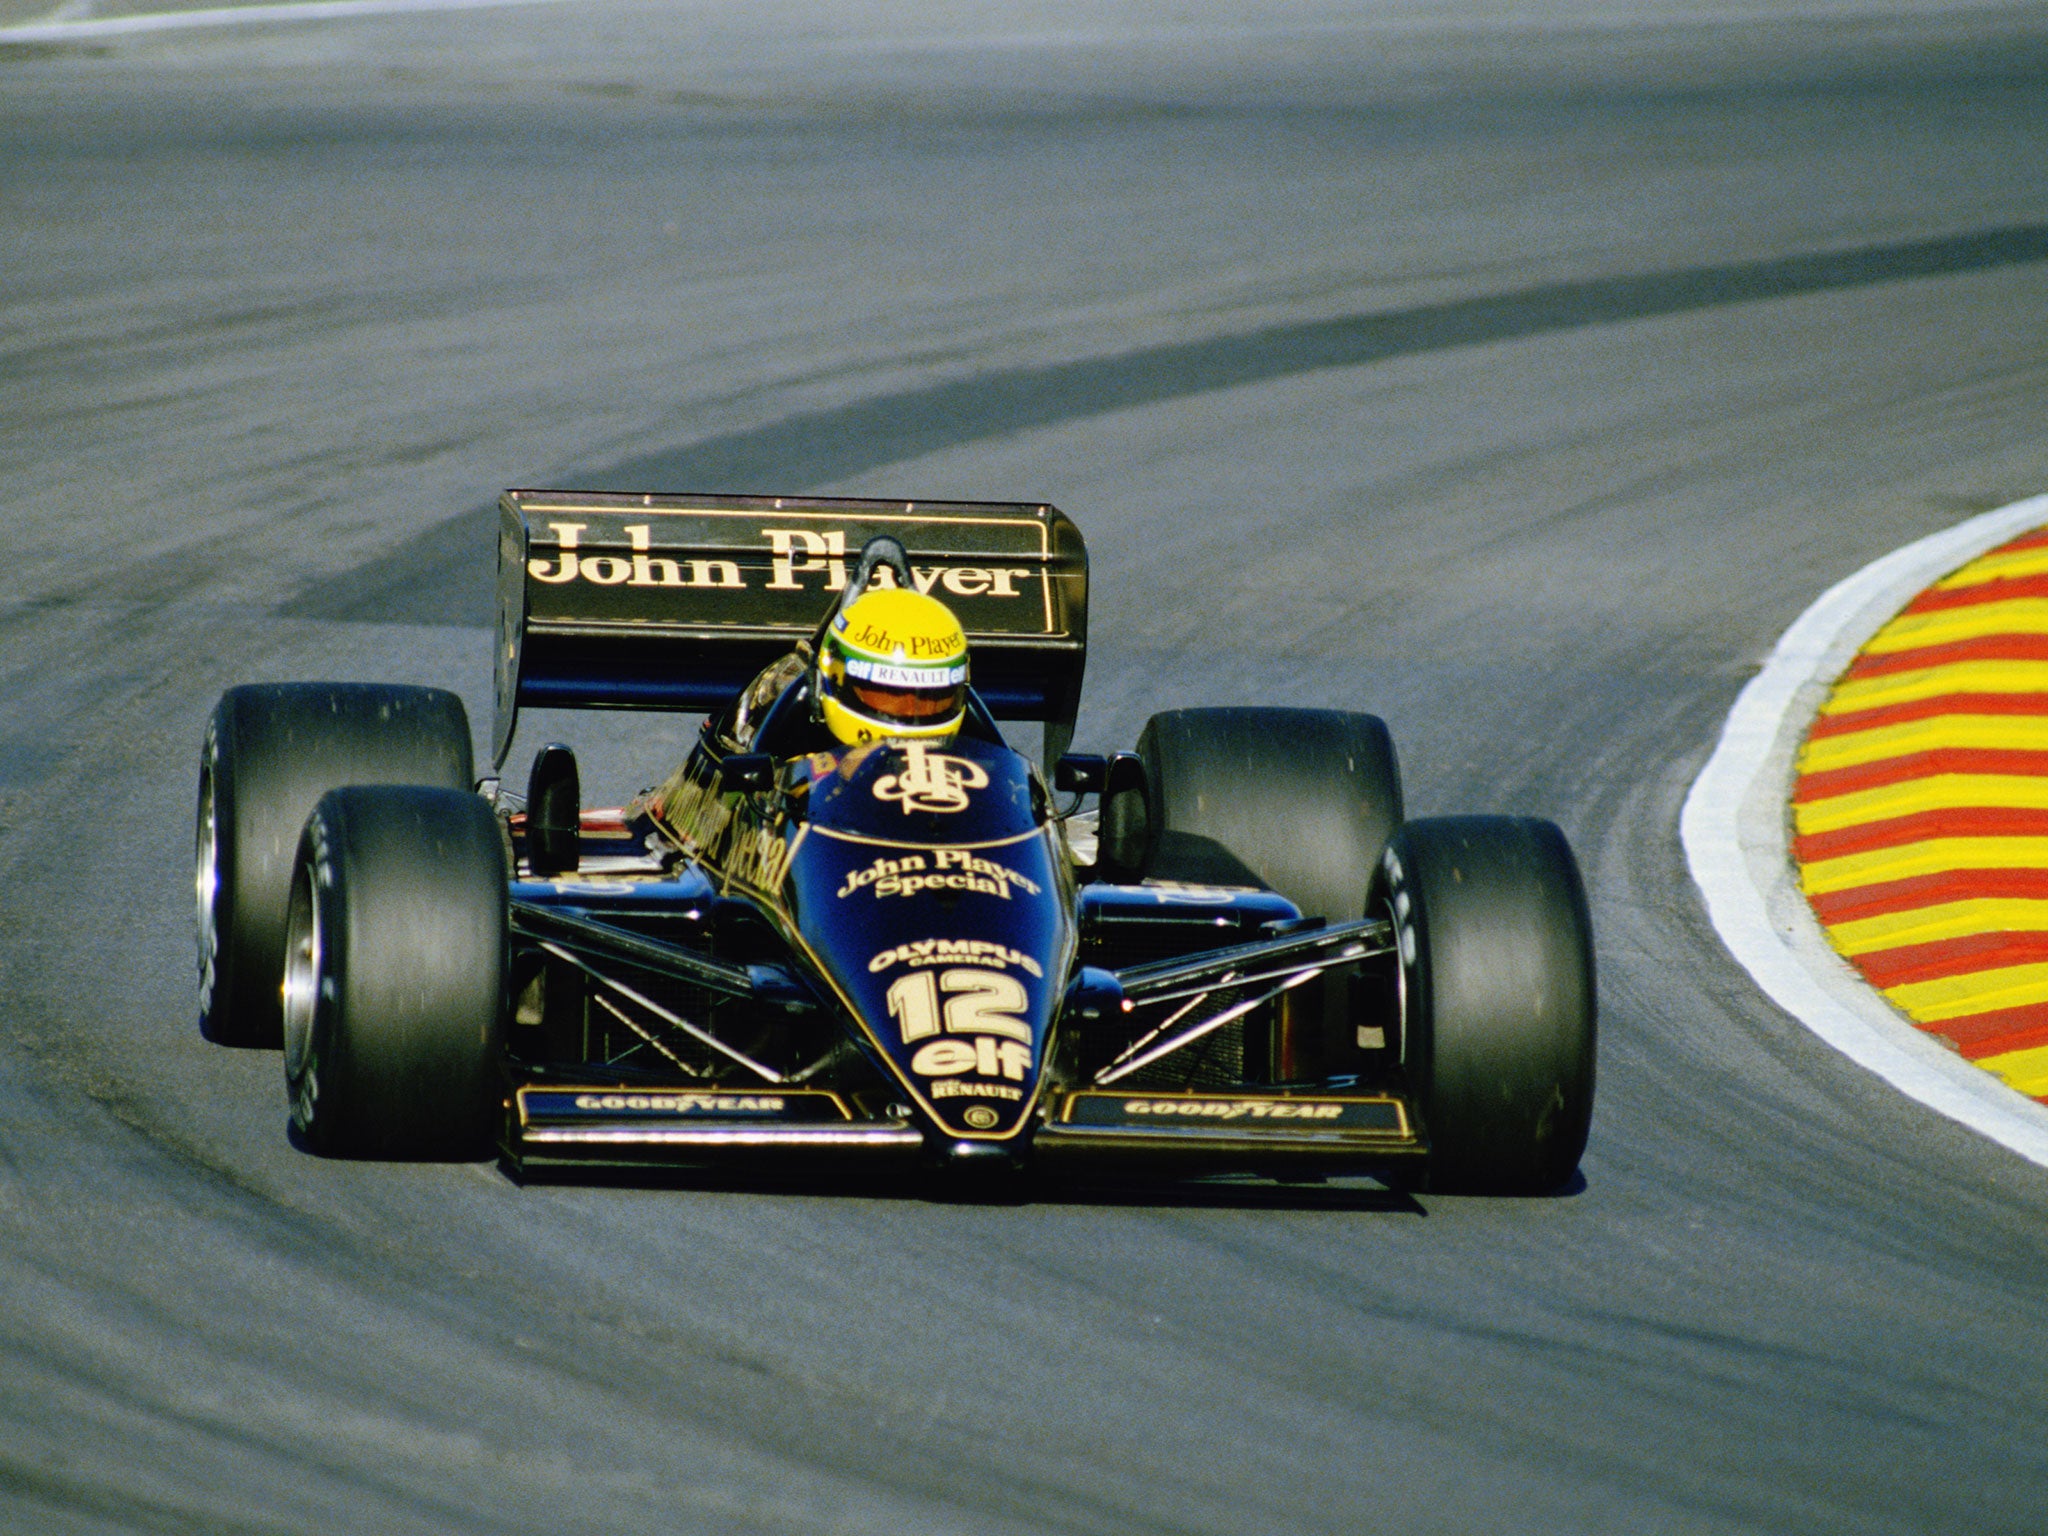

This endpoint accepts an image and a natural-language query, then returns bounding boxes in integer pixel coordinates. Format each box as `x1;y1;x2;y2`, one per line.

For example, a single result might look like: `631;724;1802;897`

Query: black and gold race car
195;493;1595;1192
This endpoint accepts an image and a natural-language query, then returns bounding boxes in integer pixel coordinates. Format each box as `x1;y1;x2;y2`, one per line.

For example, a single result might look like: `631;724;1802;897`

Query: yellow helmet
818;587;969;746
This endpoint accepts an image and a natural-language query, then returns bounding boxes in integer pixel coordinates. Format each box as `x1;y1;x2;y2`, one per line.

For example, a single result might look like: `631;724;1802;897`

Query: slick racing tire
196;683;473;1048
1136;707;1402;921
283;786;506;1160
1377;816;1595;1195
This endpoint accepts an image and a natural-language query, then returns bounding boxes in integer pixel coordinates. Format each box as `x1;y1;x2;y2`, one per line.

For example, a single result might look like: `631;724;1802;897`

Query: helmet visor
836;656;967;729
850;679;965;723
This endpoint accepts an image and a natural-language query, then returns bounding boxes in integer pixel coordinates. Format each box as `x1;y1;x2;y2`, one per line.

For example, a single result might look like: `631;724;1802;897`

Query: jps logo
873;742;989;814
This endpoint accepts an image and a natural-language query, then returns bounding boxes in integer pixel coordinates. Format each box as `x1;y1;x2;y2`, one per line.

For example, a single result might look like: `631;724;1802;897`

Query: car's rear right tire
196;683;473;1047
284;785;507;1159
1376;816;1596;1194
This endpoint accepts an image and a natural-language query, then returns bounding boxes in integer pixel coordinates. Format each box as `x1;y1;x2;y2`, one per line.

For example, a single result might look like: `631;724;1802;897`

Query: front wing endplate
1034;1090;1424;1166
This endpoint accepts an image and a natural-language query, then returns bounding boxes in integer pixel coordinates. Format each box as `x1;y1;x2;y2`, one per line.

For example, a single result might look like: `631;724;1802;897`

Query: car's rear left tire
1377;815;1596;1194
1135;706;1403;920
283;785;507;1159
196;683;473;1047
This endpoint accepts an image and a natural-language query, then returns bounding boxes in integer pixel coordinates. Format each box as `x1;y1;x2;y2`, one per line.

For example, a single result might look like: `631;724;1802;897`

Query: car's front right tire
284;785;508;1160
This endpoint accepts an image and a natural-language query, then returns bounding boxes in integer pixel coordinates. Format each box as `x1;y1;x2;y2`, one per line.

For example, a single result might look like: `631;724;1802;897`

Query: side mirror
718;752;775;793
1054;753;1108;794
526;742;581;877
1055;752;1152;882
1098;752;1152;882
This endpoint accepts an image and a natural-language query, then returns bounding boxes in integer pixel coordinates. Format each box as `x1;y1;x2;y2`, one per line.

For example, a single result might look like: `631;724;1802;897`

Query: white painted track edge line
0;0;574;45
1681;493;2048;1170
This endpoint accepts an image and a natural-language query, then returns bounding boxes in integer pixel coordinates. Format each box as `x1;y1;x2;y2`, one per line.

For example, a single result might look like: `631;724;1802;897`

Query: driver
718;561;970;757
814;586;969;747
643;544;973;857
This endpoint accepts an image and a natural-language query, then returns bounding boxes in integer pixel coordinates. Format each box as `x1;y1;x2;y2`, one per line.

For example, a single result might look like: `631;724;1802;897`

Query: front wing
500;901;1425;1175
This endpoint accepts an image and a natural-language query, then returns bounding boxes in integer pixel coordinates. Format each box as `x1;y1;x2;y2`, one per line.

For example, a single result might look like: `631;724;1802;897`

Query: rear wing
494;490;1088;765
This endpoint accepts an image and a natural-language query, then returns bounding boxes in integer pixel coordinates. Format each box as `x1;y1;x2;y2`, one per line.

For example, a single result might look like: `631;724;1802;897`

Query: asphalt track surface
6;3;2048;1531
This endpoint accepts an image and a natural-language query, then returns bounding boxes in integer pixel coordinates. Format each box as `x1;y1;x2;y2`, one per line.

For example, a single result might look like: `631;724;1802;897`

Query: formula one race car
195;493;1595;1192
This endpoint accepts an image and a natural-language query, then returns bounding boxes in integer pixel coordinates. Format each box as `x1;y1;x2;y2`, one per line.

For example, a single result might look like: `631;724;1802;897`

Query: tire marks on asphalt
290;223;2048;628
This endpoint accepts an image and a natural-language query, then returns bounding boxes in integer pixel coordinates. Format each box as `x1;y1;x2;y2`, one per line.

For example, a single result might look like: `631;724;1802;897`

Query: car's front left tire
1376;815;1596;1194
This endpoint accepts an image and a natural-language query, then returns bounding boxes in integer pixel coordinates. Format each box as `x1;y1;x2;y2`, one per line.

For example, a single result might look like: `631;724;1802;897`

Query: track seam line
1681;494;2048;1170
0;0;573;45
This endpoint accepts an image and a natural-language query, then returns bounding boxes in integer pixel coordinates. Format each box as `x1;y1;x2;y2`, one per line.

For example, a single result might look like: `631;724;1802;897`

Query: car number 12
888;968;1036;1083
886;968;1030;1043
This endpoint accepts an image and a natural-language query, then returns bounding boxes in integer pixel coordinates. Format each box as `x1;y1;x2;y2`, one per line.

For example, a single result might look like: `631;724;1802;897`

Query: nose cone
936;1137;1022;1170
786;737;1076;1141
924;1134;1030;1201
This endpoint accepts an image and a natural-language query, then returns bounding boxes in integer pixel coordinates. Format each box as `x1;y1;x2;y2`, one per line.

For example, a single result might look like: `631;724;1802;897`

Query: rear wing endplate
494;490;1087;765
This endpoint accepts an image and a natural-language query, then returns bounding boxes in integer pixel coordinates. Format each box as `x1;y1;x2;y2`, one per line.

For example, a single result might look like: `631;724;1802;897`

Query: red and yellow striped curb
1795;527;2048;1101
